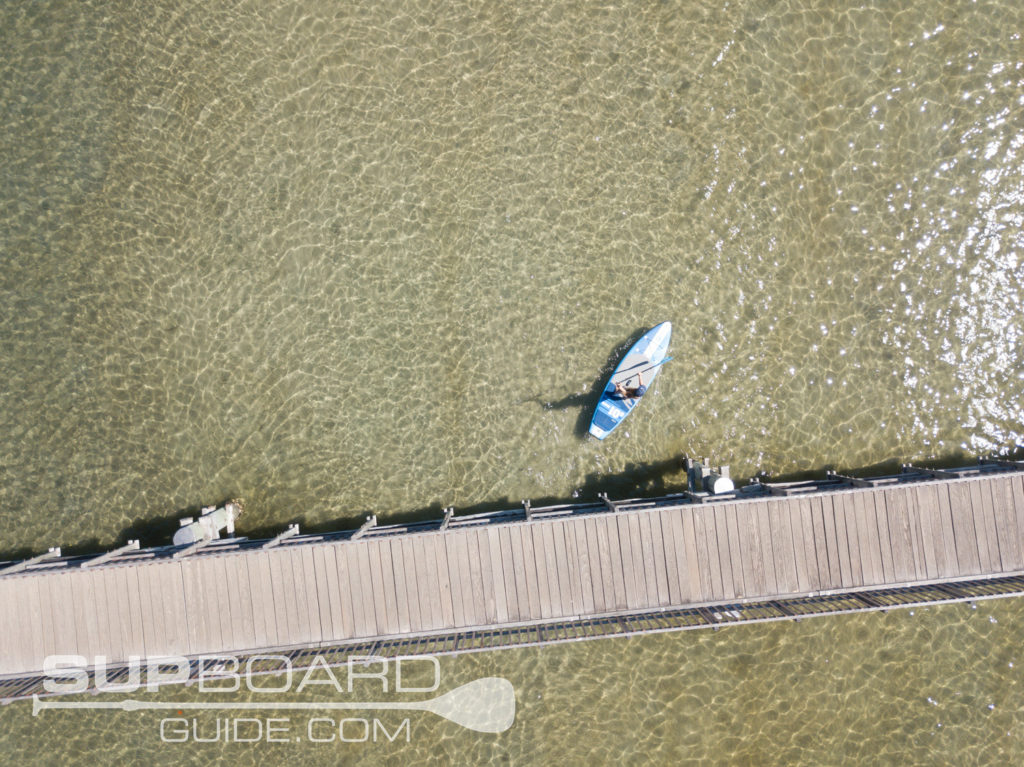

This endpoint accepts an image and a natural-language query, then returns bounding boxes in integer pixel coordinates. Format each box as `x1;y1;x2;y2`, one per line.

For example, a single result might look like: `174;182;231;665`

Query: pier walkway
1;460;1023;700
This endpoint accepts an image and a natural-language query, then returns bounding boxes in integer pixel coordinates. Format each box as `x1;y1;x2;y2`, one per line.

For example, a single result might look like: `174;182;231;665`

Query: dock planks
1;471;1024;677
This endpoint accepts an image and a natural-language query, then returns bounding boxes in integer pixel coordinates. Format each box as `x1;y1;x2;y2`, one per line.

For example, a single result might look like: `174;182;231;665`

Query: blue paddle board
588;322;672;440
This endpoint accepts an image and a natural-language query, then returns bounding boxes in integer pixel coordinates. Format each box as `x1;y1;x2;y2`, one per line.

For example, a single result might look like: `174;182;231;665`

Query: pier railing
2;458;1020;577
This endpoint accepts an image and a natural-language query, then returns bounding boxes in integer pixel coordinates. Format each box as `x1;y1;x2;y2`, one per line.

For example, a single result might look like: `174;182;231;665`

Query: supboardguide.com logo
32;653;515;743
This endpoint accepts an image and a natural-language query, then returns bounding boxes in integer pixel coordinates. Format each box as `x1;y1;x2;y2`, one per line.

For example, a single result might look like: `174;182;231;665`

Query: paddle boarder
611;372;646;400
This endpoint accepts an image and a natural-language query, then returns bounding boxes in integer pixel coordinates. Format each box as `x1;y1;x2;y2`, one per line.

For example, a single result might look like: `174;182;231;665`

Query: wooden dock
1;461;1023;694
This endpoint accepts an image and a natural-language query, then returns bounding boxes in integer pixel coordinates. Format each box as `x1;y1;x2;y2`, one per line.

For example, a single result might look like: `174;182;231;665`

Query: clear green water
1;0;1022;763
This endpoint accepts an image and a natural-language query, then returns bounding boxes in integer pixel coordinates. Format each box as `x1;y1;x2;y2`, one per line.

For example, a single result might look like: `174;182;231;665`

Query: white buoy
704;473;735;494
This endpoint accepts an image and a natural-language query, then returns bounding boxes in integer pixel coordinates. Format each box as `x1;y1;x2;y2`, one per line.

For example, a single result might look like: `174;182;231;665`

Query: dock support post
352;515;377;540
598;492;618;512
684;457;698;492
263;523;300;549
80;540;140;568
521;500;533;521
0;547;61;575
441;507;454;530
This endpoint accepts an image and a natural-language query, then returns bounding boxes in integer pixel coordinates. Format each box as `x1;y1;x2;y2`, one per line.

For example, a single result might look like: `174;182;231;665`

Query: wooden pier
1;460;1023;700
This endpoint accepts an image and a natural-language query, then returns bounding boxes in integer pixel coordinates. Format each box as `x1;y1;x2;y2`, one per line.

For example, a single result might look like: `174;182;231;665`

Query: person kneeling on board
611;373;646;400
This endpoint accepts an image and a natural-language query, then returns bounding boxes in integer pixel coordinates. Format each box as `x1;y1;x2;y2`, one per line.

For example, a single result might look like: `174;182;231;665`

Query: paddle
622;356;673;384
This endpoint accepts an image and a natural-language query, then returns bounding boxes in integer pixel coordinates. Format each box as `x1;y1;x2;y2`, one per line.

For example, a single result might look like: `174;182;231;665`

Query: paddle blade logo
425;677;516;734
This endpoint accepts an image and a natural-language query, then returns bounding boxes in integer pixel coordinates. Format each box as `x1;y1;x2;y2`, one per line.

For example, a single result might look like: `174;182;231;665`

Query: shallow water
1;0;1023;763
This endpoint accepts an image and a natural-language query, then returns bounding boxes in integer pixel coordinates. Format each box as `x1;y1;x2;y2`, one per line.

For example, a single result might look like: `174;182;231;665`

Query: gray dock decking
1;467;1023;680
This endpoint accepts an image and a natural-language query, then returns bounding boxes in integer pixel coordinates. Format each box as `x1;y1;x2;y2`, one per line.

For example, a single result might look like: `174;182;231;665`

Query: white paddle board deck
588;322;672;440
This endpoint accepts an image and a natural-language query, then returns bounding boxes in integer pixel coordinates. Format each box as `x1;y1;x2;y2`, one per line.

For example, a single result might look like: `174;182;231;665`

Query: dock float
1;459;1023;702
